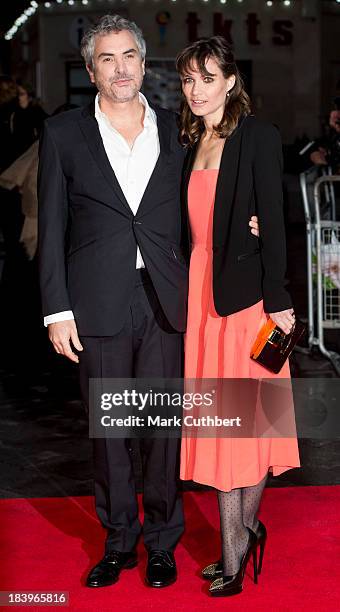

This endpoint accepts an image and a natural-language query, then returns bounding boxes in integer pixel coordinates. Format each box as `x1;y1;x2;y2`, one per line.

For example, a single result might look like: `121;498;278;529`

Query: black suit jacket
182;114;293;315
38;102;188;336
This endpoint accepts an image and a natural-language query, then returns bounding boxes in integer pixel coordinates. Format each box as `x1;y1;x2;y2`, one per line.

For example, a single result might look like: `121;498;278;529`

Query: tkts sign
187;12;294;46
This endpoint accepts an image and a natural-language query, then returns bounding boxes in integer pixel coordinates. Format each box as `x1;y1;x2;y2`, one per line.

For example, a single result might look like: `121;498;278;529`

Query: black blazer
181;114;293;315
38;102;188;336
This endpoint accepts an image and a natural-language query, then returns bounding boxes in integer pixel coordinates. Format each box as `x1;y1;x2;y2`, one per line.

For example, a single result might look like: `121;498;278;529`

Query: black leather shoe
86;550;137;587
145;550;177;588
202;520;267;580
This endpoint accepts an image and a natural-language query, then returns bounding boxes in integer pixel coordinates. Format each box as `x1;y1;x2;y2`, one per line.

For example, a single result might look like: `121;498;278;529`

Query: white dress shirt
44;92;160;326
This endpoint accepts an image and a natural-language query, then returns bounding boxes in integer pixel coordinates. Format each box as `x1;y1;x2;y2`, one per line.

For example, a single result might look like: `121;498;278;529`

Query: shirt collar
95;92;157;131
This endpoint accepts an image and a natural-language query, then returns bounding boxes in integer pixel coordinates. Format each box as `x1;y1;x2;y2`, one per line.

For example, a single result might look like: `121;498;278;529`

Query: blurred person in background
0;103;78;262
0;77;24;377
0;140;39;261
310;101;340;174
0;76;17;172
0;78;47;379
0;76;19;256
10;80;47;160
0;104;76;385
0;76;47;267
0;138;41;381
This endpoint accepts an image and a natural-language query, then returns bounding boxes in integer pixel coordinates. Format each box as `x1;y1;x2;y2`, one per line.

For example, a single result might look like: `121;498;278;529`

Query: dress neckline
191;168;219;172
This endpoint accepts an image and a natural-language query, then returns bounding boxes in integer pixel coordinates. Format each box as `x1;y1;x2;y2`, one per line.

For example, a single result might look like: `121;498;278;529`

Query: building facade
4;0;340;142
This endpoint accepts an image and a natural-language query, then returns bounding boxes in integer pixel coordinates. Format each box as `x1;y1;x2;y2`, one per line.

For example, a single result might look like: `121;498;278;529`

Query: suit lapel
181;143;197;248
183;143;197;193
78;102;174;217
78;102;132;214
212;116;247;245
182;114;249;248
136;107;172;217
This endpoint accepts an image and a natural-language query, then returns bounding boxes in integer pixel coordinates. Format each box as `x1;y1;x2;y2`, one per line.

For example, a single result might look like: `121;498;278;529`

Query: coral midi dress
180;169;301;492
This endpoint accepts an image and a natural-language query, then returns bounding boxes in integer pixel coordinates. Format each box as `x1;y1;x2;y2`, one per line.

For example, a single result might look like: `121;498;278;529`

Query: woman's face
180;56;235;126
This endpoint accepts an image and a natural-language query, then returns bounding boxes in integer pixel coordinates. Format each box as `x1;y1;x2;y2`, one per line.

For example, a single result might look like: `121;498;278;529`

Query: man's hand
249;215;259;237
48;320;83;363
310;147;327;166
269;308;295;335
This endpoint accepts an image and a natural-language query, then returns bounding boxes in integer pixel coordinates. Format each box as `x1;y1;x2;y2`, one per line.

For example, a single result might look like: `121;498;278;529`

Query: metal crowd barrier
299;166;340;374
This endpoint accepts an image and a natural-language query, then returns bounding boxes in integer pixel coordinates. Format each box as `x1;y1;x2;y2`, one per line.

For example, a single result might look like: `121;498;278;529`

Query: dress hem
180;463;301;493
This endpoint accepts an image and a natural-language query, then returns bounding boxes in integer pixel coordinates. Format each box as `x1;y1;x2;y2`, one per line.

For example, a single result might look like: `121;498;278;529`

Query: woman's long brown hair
176;36;252;147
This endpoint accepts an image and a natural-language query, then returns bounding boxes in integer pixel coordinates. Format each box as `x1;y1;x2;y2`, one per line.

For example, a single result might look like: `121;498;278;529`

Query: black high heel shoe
257;520;267;574
202;520;267;580
209;528;258;597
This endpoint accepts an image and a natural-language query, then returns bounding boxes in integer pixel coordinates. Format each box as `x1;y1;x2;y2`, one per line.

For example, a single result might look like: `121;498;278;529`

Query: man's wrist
44;311;75;327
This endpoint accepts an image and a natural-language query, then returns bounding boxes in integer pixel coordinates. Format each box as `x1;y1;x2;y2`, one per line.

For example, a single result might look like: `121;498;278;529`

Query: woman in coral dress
176;37;300;597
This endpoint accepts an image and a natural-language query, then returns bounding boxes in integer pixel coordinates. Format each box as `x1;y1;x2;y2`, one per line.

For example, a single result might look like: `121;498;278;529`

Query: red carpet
1;486;339;610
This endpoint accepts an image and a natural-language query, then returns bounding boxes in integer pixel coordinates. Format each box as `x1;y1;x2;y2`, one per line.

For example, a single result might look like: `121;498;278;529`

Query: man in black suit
38;14;188;589
38;14;259;589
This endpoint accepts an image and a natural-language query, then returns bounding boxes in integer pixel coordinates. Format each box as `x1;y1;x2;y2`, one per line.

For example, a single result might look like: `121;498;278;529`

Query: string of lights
3;0;340;42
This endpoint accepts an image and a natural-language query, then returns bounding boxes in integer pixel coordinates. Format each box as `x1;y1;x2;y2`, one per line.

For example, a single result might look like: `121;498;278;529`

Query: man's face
87;29;145;103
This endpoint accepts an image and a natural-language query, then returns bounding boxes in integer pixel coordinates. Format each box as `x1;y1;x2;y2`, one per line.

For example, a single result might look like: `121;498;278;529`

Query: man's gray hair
80;14;146;69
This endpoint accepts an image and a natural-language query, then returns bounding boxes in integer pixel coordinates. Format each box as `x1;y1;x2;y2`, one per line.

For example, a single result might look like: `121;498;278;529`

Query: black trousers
78;269;185;553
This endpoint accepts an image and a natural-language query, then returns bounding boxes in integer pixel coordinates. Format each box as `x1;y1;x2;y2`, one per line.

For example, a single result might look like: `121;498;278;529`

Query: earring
226;91;230;97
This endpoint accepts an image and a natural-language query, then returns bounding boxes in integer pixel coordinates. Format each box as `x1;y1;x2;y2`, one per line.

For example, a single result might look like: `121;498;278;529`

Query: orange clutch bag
250;317;305;374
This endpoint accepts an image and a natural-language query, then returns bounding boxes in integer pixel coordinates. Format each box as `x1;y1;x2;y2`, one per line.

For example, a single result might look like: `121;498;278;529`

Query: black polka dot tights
217;473;268;576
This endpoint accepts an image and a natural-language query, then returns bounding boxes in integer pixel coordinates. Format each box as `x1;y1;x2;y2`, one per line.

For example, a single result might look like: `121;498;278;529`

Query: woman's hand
249;215;259;237
269;309;295;335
